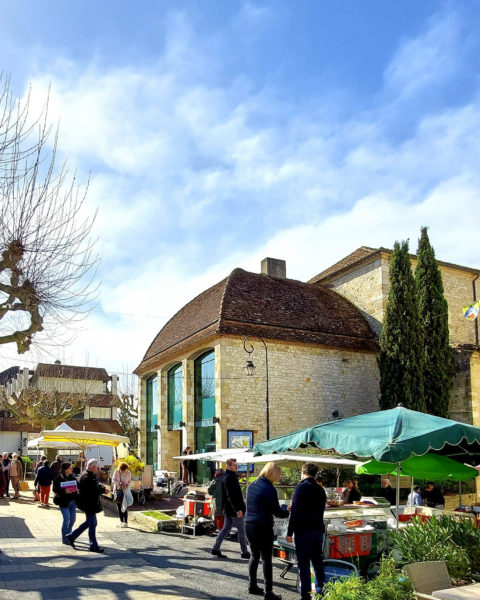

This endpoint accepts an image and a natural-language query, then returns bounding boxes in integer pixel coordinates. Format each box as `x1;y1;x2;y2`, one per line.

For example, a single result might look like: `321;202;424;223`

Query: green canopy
253;407;480;463
355;453;479;481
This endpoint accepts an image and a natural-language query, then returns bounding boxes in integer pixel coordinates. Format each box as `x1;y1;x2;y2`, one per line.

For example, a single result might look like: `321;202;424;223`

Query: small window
89;407;112;420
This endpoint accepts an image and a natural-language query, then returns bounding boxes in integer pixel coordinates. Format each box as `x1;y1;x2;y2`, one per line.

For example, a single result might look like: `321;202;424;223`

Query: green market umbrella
355;453;478;481
253;406;480;464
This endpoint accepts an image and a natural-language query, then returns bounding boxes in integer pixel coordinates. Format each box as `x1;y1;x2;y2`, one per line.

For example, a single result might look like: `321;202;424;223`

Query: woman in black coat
245;462;289;600
53;462;78;544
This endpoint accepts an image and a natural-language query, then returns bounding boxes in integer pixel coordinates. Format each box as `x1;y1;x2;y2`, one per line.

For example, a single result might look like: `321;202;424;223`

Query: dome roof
135;268;378;375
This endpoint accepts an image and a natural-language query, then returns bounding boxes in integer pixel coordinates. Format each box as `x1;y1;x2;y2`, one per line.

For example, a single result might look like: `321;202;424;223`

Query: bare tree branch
0;73;99;353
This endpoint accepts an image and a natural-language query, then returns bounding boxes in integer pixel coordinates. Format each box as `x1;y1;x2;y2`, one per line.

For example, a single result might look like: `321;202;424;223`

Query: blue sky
1;1;480;379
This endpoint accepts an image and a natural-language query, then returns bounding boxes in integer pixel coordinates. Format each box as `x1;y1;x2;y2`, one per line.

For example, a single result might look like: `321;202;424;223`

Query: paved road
0;486;299;600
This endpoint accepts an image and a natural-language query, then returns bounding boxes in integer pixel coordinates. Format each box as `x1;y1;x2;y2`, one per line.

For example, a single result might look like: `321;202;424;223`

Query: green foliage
378;240;425;411
322;556;414;600
434;516;480;573
389;516;471;579
142;510;173;521
415;227;455;417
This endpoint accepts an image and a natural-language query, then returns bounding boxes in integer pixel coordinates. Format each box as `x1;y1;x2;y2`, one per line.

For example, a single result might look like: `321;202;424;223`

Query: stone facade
138;335;379;475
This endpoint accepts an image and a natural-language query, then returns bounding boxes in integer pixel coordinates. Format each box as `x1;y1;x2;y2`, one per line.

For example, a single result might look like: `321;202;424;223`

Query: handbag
114;490;124;504
18;481;29;491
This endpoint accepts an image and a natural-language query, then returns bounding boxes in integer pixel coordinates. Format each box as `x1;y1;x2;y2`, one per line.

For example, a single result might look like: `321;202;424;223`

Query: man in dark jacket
50;455;63;480
380;479;396;505
66;459;106;553
211;458;250;559
423;482;445;508
286;462;326;599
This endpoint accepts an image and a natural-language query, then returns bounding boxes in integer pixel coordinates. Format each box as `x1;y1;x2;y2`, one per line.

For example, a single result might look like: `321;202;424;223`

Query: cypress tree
415;227;455;417
378;240;425;411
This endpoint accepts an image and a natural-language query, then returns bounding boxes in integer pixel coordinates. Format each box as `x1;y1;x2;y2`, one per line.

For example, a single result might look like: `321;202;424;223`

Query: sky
1;0;480;383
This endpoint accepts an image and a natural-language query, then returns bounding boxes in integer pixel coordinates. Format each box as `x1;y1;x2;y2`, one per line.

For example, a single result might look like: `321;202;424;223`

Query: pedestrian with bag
66;459;106;553
207;469;225;532
34;460;53;506
286;462;327;600
53;462;78;544
9;453;24;499
211;458;250;559
245;462;290;599
112;462;132;527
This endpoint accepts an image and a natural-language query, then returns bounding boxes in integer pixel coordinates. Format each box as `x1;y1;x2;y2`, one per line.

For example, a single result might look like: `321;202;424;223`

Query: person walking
207;469;225;532
34;456;47;474
66;459;106;553
246;462;290;599
286;462;327;599
34;460;53;506
53;462;78;544
9;453;24;499
211;458;250;559
50;455;63;480
1;453;10;498
112;462;132;527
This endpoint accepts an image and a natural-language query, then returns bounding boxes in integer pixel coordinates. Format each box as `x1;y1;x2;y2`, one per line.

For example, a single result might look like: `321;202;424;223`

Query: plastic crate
329;533;373;559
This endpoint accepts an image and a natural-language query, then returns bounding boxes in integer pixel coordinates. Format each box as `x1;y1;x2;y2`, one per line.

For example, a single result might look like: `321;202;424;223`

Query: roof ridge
217;268;243;332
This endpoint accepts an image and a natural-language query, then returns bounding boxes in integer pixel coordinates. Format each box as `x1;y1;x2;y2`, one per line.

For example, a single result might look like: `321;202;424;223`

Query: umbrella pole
459;480;462;509
396;463;401;531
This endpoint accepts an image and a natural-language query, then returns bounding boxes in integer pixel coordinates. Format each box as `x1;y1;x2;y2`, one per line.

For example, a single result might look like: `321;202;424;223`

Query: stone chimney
261;257;286;279
111;374;118;395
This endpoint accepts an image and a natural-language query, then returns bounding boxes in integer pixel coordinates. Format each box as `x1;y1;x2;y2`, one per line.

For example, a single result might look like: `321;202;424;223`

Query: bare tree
0;74;98;353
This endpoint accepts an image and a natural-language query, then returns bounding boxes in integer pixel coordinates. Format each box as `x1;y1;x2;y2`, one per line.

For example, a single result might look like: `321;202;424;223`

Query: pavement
0;483;209;600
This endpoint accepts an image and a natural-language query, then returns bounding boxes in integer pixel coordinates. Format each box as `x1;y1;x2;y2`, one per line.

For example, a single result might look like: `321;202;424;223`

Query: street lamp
243;335;270;440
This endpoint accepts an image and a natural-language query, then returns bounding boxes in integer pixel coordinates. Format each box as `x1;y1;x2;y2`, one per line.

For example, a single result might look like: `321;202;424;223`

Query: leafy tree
0;74;98;353
415;227;455;417
378;240;425;411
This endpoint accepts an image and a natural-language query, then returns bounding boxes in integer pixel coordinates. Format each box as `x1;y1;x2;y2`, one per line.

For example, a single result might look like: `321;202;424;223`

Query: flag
463;300;480;321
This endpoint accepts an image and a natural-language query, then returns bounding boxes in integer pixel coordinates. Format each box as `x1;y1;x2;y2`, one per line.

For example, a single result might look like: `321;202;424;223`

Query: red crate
329;533;373;559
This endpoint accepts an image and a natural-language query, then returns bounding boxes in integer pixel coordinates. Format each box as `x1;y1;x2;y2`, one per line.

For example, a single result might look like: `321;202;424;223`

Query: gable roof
135;268;378;375
35;363;111;382
309;246;480;284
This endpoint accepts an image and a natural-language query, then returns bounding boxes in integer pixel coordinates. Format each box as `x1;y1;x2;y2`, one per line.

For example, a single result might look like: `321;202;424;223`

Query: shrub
113;455;145;476
389;517;471;580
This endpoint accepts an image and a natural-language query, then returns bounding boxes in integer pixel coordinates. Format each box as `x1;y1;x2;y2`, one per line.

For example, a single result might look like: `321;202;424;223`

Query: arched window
167;363;183;431
146;374;158;468
194;350;216;482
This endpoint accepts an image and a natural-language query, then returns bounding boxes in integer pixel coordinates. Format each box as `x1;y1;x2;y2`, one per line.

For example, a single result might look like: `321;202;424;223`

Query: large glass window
146;374;158;468
167;364;183;431
194;351;216;482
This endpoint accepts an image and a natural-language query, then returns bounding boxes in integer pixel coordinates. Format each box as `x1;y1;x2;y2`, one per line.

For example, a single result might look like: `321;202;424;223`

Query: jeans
69;512;99;549
60;501;77;542
294;529;325;598
246;522;274;593
212;514;248;554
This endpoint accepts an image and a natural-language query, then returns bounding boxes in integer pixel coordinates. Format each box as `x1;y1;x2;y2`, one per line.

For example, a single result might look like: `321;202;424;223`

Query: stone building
134;259;380;478
0;361;122;452
309;246;480;427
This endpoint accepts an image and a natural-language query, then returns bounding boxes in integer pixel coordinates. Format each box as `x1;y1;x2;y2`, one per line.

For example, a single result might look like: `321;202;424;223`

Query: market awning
355;454;479;481
253;407;480;463
41;429;129;450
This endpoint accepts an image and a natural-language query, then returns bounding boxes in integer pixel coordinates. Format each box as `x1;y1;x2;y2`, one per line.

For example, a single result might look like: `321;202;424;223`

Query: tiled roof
0;417;122;435
135;268;378;375
308;247;379;284
35;363;111;382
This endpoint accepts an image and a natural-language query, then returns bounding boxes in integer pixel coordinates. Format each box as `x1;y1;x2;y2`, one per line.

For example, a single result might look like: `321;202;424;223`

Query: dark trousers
246;522;274;593
2;472;9;496
69;513;99;550
117;503;128;523
294;529;325;599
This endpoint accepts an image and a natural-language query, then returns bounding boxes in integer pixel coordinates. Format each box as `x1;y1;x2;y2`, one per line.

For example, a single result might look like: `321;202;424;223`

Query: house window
167;364;183;431
89;407;112;420
194;350;216;482
146;374;158;469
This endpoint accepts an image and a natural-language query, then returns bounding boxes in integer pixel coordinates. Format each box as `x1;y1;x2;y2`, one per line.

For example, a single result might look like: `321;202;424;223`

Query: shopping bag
18;481;29;491
121;488;134;512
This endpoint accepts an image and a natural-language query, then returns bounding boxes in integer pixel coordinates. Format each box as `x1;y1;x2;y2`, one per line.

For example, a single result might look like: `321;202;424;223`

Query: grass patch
142;511;174;521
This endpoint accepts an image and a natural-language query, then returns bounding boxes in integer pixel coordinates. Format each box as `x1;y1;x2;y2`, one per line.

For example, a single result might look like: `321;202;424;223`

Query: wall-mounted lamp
179;421;186;427
154;424;160;430
332;410;339;418
212;417;221;424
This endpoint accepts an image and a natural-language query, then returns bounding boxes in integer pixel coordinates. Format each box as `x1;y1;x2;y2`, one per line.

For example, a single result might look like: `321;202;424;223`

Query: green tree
378;240;425;411
415;227;455;417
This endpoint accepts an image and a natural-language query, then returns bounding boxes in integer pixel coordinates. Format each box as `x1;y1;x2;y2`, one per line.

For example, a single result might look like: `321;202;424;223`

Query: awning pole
396;463;401;531
459;480;462;508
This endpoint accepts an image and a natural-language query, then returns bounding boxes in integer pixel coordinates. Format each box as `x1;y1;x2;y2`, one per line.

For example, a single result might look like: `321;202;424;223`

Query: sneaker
241;552;251;559
65;535;76;549
122;522;128;528
248;585;264;596
89;547;105;553
211;549;227;558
